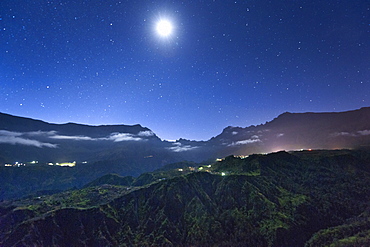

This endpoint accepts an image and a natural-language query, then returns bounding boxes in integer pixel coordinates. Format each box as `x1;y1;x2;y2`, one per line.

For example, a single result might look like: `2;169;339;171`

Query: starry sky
0;1;369;141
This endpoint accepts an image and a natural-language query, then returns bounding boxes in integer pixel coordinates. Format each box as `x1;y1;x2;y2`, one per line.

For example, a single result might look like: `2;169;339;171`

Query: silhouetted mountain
1;149;369;246
0;111;168;163
0;112;149;136
207;107;370;157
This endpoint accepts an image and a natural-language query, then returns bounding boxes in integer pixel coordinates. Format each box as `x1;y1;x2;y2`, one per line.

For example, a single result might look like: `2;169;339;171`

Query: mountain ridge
0;107;369;199
2;106;369;141
216;107;370;137
0;111;154;138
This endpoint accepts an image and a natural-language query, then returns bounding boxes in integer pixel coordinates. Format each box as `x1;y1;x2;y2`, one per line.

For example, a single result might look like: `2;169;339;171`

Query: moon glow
156;20;173;37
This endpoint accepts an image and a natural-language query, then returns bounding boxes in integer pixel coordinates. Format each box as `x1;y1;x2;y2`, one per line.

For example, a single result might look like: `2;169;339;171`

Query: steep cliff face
1;150;369;246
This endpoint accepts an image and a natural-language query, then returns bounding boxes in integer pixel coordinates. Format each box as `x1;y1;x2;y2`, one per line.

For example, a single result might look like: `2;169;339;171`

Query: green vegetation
1;149;370;246
305;207;370;246
83;173;135;188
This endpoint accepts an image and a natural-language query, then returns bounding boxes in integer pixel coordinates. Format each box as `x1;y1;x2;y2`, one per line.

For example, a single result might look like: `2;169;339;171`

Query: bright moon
156;20;173;37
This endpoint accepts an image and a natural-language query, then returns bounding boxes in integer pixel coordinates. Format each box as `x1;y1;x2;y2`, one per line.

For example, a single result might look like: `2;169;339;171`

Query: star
0;1;368;141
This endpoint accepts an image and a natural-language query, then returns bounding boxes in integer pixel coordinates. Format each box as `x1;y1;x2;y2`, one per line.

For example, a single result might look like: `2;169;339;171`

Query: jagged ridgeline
1;107;370;200
1;149;370;246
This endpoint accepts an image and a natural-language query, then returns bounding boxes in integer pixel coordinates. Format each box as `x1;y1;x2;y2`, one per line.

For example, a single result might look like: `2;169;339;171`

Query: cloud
26;130;57;136
167;142;198;152
164;139;177;142
276;133;284;138
47;131;151;142
41;131;149;142
331;132;351;137
0;128;152;147
50;135;95;141
137;130;155;137
358;130;370;136
0;135;57;148
331;130;370;137
0;130;22;137
107;133;143;142
258;129;270;133
228;137;261;146
0;130;57;148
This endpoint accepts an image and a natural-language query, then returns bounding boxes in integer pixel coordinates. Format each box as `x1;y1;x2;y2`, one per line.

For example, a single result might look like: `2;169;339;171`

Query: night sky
1;1;369;141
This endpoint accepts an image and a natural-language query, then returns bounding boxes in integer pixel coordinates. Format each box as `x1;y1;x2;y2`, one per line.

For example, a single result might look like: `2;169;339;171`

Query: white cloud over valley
50;135;95;141
137;130;155;137
331;130;370;137
0;130;57;148
107;133;143;142
228;136;261;146
167;142;198;152
0;129;153;148
358;130;370;136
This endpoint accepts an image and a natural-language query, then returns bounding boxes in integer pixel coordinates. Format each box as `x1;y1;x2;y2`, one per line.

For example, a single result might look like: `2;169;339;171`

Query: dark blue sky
1;1;369;140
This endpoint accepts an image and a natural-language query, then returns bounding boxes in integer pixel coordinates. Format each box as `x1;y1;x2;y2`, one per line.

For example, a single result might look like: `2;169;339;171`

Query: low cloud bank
107;133;143;142
0;129;153;148
51;131;151;142
137;130;155;137
50;135;95;141
332;130;370;137
358;130;370;136
228;135;261;146
0;130;57;148
167;142;198;152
